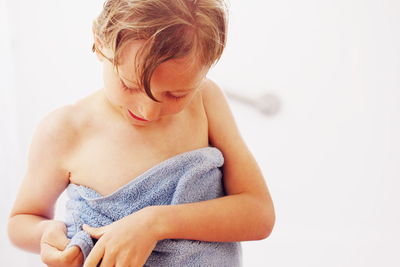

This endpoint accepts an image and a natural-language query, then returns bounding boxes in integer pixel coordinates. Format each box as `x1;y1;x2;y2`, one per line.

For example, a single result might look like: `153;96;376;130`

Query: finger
41;242;63;265
42;228;71;251
83;242;105;267
99;248;116;267
64;245;81;259
83;224;106;239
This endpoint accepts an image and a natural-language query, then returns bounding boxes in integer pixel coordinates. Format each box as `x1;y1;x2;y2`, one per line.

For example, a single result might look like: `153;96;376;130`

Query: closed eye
120;79;141;94
120;78;189;101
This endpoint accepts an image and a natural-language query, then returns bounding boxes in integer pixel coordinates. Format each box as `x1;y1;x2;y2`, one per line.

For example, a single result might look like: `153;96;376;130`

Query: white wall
1;0;399;266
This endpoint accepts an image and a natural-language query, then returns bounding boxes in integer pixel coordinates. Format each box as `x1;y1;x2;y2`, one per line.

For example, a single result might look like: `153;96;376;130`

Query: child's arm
7;106;77;253
150;79;275;242
80;80;274;266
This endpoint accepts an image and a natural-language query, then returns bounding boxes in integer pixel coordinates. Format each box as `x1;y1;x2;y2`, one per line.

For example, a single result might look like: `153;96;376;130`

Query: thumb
40;242;63;265
82;224;106;239
63;245;82;259
41;227;71;251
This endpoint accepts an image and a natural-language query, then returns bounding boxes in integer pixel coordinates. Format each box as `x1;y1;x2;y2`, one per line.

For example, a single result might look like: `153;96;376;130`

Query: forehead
117;40;208;90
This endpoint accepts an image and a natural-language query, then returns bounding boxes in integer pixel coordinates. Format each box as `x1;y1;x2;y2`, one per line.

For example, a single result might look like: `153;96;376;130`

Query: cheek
103;80;130;108
103;64;114;86
103;63;122;92
103;70;129;106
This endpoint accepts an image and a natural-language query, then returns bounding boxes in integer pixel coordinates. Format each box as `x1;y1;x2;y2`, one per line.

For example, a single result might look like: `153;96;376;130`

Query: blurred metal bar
224;89;281;117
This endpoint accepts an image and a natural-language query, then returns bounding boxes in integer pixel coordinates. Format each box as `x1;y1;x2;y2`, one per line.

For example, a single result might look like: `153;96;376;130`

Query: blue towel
64;146;242;266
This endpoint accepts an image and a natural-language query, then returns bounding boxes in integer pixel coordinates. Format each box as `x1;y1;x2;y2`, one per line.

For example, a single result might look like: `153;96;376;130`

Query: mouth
128;109;148;121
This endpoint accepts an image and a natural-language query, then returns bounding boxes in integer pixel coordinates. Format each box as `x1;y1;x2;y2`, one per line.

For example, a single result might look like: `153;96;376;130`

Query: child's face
100;40;208;127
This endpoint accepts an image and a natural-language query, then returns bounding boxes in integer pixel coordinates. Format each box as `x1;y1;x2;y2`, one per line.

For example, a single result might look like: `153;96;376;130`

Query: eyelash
120;80;187;101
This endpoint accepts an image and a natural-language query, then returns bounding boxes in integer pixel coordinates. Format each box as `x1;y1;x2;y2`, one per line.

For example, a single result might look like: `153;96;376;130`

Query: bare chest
66;101;208;197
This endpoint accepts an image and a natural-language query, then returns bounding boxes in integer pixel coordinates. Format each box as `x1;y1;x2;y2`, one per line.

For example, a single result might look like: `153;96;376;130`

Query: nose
138;97;162;121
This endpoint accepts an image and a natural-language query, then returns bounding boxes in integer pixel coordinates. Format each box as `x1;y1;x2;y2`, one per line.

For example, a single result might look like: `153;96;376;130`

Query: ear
92;41;104;62
92;29;108;62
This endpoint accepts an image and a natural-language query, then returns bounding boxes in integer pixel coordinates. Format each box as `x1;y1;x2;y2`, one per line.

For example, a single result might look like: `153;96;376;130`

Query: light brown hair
93;0;228;101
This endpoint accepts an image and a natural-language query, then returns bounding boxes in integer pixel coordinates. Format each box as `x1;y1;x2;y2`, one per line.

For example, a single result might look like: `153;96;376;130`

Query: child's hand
82;208;159;267
40;220;84;267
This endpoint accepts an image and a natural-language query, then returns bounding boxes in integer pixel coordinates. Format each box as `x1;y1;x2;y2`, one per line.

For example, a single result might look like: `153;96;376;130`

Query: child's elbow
259;217;275;240
7;216;19;247
256;205;276;240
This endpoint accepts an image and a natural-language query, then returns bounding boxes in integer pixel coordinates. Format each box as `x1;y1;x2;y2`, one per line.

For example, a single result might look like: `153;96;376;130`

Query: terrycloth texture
65;146;242;266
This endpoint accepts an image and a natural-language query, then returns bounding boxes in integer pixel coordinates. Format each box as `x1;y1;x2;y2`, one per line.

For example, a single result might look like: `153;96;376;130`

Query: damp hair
92;0;228;102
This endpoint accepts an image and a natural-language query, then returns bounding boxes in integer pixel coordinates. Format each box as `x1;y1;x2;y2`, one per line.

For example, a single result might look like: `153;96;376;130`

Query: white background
1;0;399;266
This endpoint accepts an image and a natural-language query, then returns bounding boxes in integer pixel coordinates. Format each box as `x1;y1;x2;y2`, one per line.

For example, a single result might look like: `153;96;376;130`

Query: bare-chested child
8;0;275;266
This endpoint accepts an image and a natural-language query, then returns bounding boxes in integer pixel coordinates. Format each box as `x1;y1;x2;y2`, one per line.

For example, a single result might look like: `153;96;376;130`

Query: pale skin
8;39;275;266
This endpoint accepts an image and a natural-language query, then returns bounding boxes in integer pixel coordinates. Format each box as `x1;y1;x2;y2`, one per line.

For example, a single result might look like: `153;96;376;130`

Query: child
8;0;275;266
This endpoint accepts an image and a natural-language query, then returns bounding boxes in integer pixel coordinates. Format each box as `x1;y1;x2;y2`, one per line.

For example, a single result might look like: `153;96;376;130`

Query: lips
128;109;148;121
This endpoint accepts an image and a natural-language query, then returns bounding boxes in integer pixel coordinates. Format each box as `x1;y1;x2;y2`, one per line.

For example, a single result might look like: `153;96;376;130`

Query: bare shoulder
9;104;80;218
200;78;244;151
201;78;271;199
35;105;79;154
